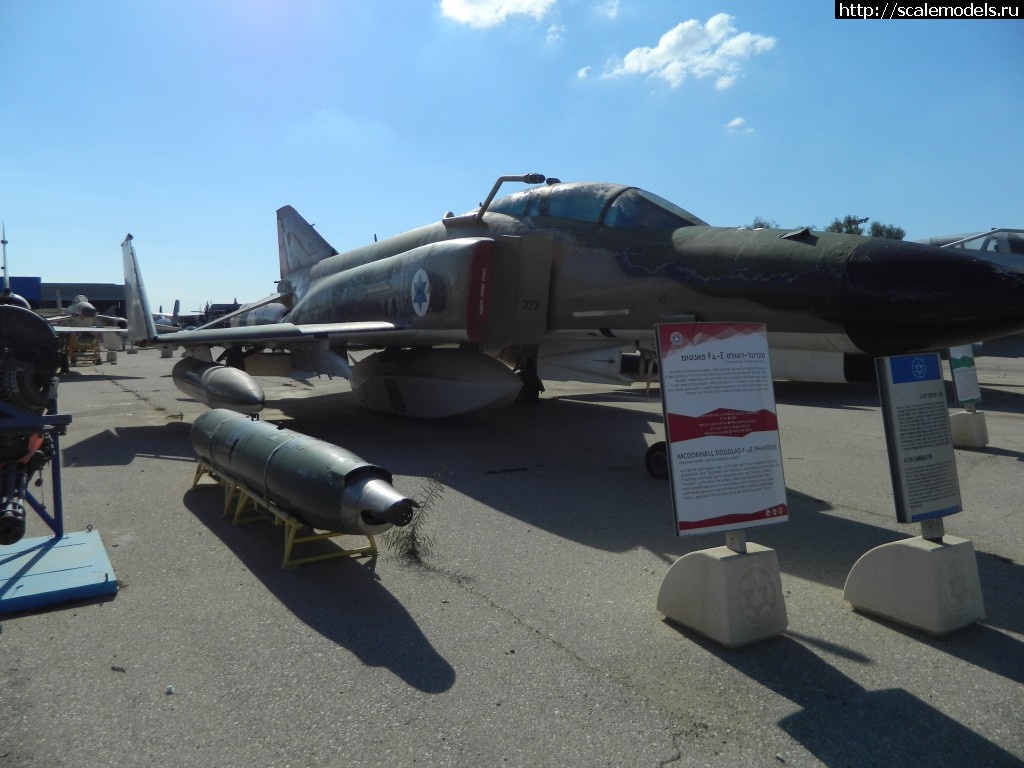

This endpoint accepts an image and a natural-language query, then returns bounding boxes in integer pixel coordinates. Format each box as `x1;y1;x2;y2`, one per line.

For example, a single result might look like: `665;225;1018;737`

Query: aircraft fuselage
126;176;1024;416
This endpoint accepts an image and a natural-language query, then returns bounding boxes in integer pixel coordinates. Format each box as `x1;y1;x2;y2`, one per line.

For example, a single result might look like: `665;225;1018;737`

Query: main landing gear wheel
645;441;669;480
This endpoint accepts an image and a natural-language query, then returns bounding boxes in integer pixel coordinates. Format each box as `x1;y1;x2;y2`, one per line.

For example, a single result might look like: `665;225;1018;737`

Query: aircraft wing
50;324;128;335
46;313;125;329
140;320;428;348
192;294;289;330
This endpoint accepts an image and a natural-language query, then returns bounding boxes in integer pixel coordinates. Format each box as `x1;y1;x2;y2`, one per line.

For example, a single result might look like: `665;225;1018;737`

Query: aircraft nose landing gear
645;441;668;480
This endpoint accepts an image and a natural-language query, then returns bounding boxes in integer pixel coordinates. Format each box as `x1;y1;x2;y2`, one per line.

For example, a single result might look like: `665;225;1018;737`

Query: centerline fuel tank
190;409;417;536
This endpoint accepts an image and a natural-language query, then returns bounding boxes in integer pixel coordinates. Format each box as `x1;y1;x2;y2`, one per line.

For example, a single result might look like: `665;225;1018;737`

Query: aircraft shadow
86;387;1020;694
270;389;1024;647
179;486;456;694
674;632;1022;767
773;380;881;410
977;335;1024;358
62;422;195;467
56;370;146;384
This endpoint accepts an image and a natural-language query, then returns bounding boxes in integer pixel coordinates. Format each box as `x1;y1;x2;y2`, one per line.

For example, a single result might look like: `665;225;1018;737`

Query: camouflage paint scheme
123;174;1024;417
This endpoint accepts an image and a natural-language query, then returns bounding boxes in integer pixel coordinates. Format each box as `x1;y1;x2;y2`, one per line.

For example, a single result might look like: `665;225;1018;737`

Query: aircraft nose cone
841;238;1024;354
79;303;97;318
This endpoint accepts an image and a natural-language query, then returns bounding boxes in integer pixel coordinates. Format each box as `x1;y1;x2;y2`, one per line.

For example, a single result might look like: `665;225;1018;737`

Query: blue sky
2;0;1021;313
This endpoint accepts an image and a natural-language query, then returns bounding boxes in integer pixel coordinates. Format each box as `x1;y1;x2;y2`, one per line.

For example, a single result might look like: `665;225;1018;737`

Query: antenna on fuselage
0;224;29;308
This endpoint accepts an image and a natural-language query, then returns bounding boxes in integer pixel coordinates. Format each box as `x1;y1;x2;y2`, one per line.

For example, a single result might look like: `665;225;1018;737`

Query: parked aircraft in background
123;173;1024;418
1;227;125;371
42;294;127;371
46;294;128;334
917;228;1024;272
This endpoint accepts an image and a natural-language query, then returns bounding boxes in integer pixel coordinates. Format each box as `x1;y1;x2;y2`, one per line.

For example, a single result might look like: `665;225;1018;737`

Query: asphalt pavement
2;341;1022;767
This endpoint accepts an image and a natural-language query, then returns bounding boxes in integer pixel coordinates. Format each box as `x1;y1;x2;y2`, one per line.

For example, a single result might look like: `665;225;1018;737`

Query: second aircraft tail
277;205;337;281
121;234;159;344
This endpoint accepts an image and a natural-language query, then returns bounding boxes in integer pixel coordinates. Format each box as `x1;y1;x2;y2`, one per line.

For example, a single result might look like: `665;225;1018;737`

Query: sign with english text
656;323;788;536
876;353;962;523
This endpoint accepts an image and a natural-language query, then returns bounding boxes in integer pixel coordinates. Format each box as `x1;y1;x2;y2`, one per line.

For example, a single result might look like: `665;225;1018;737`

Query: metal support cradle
192;461;377;570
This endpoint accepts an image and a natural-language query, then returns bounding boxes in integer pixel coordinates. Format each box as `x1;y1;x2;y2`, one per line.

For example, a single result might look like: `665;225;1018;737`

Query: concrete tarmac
2;341;1023;767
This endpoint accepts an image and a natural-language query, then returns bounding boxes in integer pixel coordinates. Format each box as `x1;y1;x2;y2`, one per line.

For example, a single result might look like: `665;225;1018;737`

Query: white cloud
603;13;775;89
577;65;591;80
440;0;556;28
726;116;754;135
547;23;566;44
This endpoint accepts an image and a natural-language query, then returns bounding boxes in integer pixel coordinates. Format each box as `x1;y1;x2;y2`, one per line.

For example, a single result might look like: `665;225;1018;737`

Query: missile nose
344;476;420;527
841;238;1024;354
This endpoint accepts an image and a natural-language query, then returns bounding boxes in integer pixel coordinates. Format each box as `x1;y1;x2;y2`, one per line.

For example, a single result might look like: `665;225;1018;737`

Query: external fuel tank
190;409;417;536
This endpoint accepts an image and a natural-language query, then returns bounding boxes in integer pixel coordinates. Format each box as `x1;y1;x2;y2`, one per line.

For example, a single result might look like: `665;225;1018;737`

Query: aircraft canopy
487;182;707;230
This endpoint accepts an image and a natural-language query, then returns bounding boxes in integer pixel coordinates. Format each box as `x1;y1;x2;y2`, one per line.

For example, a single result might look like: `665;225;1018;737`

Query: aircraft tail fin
277;205;337;280
122;234;159;343
172;298;180;324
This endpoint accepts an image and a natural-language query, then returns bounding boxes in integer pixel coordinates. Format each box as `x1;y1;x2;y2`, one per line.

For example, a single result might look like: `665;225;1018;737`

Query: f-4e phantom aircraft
123;173;1024;418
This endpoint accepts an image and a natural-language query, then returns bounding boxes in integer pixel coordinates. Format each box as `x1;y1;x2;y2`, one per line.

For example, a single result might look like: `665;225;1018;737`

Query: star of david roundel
411;269;431;317
734;565;779;627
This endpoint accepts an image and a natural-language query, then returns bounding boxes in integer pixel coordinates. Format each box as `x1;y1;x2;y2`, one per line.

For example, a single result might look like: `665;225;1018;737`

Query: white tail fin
277;205;337;279
122;234;158;343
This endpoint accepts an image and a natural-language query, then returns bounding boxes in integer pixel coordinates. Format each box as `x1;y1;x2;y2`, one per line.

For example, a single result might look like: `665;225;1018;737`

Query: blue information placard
876;353;962;523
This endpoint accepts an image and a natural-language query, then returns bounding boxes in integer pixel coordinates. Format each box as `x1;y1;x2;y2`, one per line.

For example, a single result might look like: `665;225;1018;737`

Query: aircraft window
1009;235;1024;255
603;189;706;230
487;189;533;217
544;185;611;223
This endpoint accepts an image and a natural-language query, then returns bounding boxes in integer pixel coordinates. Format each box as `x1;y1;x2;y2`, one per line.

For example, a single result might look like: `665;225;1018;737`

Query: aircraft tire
645;441;669;480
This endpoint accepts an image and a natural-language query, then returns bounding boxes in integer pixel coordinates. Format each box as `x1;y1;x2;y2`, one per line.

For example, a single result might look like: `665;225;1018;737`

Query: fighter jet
917;228;1024;273
45;294;127;333
123;173;1024;418
1;228;126;370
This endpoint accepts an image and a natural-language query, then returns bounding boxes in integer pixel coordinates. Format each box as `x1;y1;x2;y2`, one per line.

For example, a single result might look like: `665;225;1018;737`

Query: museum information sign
876;353;962;523
948;345;981;407
656;323;788;536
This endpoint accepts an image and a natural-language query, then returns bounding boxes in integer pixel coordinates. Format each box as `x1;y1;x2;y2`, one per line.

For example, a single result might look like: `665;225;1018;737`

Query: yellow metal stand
191;461;377;569
67;333;101;366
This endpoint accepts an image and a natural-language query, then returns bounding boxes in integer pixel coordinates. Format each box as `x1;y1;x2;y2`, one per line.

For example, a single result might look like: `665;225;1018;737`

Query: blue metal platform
0;530;118;615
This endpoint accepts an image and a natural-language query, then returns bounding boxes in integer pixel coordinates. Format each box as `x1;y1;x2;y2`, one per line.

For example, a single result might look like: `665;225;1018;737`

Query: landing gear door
486;233;552;349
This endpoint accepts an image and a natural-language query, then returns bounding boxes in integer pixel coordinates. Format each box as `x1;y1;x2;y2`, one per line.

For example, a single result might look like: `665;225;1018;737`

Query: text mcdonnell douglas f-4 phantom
123;173;1024;418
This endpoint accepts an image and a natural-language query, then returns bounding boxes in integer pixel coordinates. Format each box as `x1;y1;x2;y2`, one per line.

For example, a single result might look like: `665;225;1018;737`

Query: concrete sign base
657;543;788;648
949;410;988;449
843;535;984;635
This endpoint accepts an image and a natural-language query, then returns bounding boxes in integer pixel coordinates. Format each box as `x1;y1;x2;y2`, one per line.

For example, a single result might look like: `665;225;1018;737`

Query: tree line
748;215;906;240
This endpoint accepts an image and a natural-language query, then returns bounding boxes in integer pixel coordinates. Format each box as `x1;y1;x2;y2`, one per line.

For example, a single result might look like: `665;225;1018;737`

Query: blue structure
0;398;118;614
